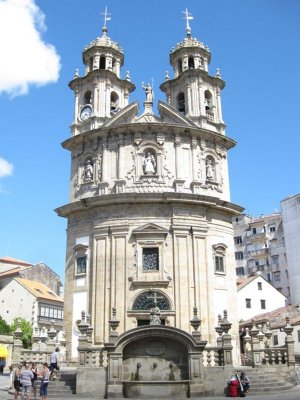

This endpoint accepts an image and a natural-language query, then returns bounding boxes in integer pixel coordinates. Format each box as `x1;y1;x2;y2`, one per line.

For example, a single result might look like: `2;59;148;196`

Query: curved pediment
102;101;139;127
158;100;197;127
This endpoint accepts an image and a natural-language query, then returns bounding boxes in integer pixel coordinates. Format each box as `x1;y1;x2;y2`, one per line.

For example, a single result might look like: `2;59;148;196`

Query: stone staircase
236;366;295;394
46;368;76;398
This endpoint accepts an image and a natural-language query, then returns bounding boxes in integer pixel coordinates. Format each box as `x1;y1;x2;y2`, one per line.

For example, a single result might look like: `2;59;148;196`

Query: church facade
56;10;243;397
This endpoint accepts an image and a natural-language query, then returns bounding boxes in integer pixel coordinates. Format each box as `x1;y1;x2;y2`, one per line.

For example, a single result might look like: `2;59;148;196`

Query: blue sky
0;0;299;279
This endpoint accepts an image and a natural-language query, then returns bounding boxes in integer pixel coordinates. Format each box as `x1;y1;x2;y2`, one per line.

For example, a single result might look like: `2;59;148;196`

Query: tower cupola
69;7;135;135
160;9;225;134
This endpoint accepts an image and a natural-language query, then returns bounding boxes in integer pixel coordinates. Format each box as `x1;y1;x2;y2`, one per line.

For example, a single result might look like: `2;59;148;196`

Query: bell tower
160;9;225;134
69;8;135;136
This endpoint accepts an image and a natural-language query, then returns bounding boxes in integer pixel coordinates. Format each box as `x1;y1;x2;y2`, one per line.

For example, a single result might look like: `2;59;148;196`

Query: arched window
99;55;106;70
177;92;185;114
110;91;119;113
204;90;212;111
89;57;93;72
132;291;171;311
177;59;183;75
213;243;227;274
84;91;92;104
188;56;194;69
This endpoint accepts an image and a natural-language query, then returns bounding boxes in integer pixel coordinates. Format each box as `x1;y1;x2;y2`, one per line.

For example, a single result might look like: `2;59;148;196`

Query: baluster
99;349;104;367
284;351;288;364
207;349;211;366
214;349;219;366
277;350;282;364
264;351;269;365
271;350;276;364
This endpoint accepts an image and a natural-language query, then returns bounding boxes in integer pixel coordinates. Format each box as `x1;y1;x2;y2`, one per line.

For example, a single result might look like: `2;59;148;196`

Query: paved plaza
0;372;300;400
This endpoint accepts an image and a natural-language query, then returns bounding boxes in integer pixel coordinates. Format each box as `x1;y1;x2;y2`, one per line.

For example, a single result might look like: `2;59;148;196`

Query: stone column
93;83;98;115
284;317;296;367
12;320;23;366
220;310;233;365
77;311;89;366
249;324;261;365
191;138;201;194
216;87;223;123
99;137;109;195
174;135;185;191
47;321;57;353
93;53;100;70
115;59;120;77
105;83;111;117
74;90;79;122
115;134;126;193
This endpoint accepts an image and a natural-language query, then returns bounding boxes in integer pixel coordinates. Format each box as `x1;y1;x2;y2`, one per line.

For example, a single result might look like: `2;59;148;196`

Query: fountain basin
123;380;189;398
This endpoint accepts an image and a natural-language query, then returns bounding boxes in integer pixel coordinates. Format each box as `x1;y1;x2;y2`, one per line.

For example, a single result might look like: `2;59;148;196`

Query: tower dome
160;9;225;133
69;9;135;135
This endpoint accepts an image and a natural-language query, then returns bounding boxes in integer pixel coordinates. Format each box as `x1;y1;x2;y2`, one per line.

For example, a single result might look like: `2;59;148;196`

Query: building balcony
248;248;269;257
246;231;266;240
37;315;63;325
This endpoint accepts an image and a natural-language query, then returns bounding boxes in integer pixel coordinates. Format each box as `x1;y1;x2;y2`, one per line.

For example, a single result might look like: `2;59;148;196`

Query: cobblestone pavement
1;373;300;400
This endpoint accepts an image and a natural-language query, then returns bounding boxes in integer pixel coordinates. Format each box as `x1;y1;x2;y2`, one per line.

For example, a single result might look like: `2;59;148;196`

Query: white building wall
281;194;300;303
237;276;286;321
0;280;35;325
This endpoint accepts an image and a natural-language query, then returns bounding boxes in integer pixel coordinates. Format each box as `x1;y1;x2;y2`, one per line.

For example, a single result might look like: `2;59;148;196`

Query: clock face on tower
80;105;92;121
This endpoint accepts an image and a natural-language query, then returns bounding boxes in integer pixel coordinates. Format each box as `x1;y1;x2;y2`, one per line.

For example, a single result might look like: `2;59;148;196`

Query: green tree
10;318;33;349
0;316;12;335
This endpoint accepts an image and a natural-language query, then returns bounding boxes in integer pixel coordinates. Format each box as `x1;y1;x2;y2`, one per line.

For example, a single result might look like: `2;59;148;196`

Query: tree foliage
0;315;12;335
10;318;33;349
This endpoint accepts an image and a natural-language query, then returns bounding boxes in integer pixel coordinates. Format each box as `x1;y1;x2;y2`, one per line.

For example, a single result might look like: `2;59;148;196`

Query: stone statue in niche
142;82;154;102
206;158;215;180
84;159;93;181
150;301;161;325
143;151;156;175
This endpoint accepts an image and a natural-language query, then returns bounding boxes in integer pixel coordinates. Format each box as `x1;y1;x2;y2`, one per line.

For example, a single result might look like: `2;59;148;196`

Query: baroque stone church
56;9;243;397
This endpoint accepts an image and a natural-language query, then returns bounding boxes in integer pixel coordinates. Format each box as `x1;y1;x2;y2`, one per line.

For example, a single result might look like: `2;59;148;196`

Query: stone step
251;383;294;393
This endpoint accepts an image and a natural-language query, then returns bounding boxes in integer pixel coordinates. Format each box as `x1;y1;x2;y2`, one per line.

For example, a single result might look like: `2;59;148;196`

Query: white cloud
0;0;61;96
0;157;14;178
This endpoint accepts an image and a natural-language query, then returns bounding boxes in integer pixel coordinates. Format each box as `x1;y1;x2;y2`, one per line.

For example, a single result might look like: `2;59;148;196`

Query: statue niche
83;158;94;182
205;156;215;181
143;149;157;175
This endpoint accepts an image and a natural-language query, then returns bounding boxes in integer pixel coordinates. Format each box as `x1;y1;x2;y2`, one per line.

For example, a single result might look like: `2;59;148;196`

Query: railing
248;248;269;256
19;349;51;365
206;111;214;122
262;348;288;365
78;346;108;368
202;347;224;367
37;316;63;323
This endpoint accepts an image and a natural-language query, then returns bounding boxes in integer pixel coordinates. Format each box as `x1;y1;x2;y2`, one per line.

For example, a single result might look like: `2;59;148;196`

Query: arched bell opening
110;91;119;114
177;92;186;114
99;55;106;70
188;56;195;69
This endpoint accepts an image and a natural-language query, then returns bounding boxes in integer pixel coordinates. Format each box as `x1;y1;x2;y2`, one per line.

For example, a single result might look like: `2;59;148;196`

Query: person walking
20;363;34;400
39;363;50;400
49;347;60;381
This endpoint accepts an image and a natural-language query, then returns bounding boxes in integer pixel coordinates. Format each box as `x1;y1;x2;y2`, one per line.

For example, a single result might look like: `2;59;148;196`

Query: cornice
55;192;244;219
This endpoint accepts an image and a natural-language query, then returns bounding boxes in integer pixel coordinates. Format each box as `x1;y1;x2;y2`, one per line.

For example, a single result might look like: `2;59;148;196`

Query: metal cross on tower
182;8;193;35
101;6;111;28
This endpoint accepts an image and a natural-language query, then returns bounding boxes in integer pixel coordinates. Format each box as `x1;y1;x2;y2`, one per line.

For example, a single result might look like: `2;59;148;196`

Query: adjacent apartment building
281;194;300;303
233;213;290;302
